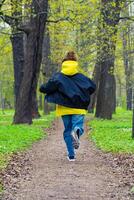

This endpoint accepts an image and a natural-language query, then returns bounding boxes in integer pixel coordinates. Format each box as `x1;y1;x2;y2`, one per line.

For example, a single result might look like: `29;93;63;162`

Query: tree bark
42;27;56;114
0;1;26;113
88;62;101;113
9;0;25;108
31;90;41;119
13;0;48;124
11;33;24;106
95;58;116;119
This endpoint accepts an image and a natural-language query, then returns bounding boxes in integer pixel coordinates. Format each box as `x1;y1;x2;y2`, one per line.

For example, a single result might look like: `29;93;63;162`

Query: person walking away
40;51;96;161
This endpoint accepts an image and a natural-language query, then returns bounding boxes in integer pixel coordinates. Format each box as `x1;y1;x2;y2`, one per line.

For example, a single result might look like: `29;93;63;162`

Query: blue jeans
62;114;85;157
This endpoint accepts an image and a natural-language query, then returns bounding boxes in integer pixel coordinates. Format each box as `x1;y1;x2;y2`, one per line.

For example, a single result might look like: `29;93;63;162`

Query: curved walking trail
1;118;132;200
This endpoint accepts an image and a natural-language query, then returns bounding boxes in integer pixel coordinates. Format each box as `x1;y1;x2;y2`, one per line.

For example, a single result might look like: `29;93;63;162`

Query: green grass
89;108;134;153
0;110;55;170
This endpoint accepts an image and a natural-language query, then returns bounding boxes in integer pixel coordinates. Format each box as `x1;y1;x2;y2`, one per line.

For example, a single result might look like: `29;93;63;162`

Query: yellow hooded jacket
56;60;87;116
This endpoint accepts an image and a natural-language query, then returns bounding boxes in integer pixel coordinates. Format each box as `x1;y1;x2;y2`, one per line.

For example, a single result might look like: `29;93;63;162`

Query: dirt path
1;119;130;200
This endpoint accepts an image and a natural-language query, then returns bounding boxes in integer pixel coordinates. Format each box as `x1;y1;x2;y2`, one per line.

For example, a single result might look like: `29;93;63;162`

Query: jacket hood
61;60;79;75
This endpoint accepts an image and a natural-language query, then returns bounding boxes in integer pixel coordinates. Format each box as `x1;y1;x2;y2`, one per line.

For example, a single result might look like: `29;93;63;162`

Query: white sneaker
67;156;76;161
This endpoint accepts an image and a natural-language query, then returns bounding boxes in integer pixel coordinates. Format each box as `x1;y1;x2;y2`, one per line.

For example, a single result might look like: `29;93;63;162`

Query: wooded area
0;1;134;198
0;0;134;135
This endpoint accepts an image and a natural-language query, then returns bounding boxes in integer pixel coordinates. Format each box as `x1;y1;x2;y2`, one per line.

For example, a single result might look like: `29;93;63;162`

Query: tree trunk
123;29;133;110
0;81;5;114
95;59;116;119
42;27;56;114
24;34;40;119
88;61;101;113
38;94;43;110
9;0;24;108
112;76;116;114
126;86;133;110
31;90;41;119
95;0;122;119
13;0;48;124
10;33;24;106
0;1;24;113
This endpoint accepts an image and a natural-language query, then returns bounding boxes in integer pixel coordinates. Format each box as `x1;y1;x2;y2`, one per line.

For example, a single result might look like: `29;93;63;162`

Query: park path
2;118;123;200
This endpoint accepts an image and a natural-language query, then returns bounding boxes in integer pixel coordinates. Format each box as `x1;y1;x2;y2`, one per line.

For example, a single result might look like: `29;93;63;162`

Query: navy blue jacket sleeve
39;77;58;94
88;79;96;95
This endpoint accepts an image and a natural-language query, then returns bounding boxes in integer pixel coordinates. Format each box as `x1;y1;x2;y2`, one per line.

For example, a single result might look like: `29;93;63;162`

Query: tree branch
0;14;15;25
127;50;134;54
0;31;11;35
46;17;70;23
119;16;134;21
17;24;35;34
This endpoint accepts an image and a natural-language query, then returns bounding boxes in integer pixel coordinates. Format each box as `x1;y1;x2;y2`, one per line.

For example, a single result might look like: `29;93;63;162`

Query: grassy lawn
89;108;134;153
0;110;55;170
